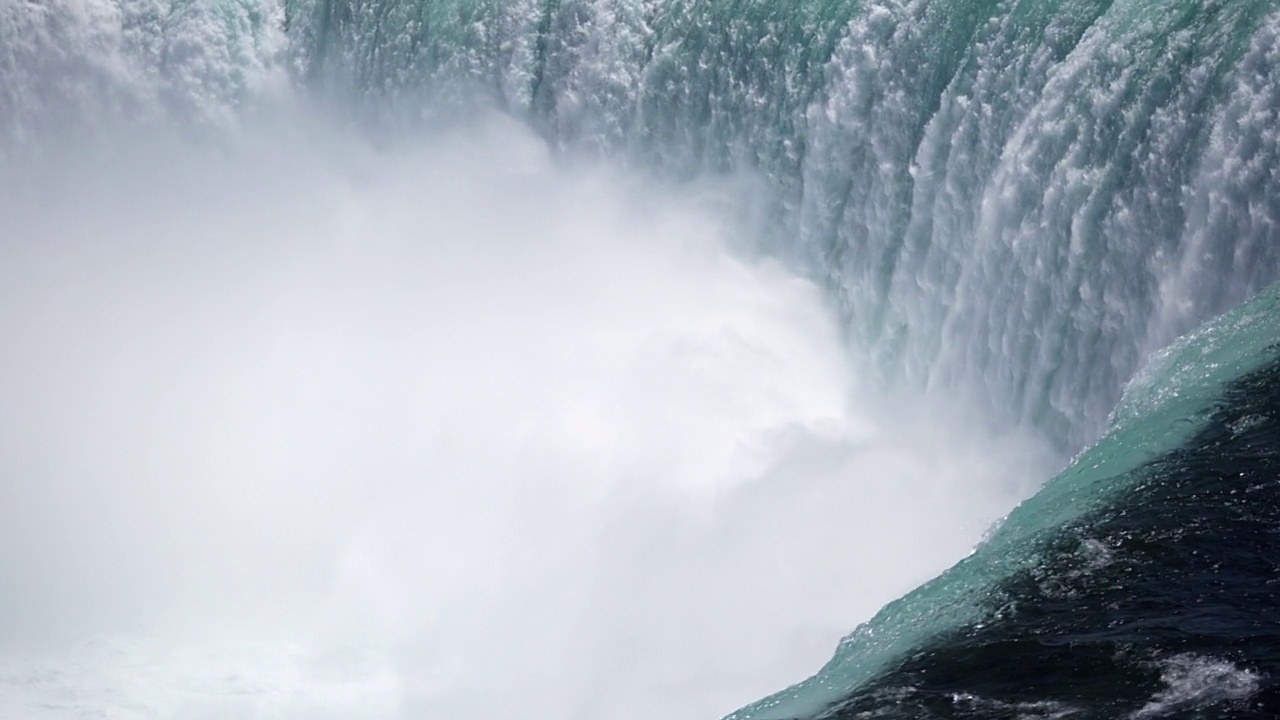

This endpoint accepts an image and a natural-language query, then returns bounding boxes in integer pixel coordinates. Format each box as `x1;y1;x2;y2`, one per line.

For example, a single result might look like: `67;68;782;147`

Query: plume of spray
0;104;1054;719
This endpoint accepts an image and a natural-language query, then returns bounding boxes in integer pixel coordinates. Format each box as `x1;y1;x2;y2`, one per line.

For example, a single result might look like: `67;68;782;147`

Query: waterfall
2;1;1279;718
289;0;1280;448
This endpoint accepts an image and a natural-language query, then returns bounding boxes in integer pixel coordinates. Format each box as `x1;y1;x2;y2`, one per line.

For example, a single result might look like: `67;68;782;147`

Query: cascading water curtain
2;1;1280;719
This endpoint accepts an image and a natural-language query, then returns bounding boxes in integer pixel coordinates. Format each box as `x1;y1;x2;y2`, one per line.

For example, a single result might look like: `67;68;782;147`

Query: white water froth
0;112;1051;719
1130;654;1262;719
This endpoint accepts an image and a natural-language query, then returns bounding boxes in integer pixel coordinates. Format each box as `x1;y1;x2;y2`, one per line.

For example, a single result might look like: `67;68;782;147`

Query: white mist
0;115;1052;719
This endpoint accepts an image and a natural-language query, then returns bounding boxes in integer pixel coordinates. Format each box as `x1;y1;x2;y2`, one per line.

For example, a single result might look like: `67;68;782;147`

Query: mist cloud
0;115;1053;719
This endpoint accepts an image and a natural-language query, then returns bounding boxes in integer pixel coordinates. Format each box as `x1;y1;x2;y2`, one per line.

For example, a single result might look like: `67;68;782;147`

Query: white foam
1130;654;1262;719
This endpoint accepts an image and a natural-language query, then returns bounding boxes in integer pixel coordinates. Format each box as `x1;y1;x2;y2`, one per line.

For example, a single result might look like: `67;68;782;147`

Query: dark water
814;356;1280;719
